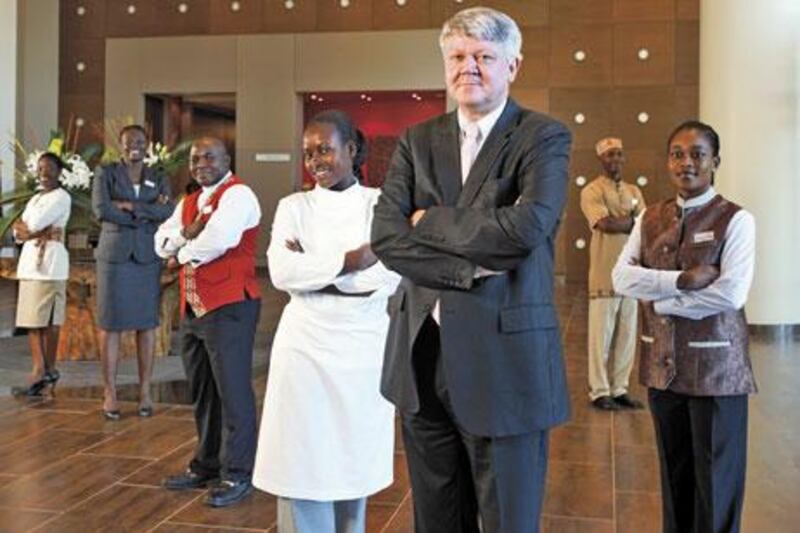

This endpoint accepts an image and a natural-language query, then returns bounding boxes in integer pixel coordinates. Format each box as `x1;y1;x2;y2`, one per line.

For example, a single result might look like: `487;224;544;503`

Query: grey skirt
96;259;161;331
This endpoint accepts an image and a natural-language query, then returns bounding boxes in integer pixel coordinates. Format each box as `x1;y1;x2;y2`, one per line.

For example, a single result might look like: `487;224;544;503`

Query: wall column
0;0;19;197
700;0;800;325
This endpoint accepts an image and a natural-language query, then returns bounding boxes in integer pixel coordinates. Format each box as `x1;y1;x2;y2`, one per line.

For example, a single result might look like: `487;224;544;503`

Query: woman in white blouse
254;111;400;533
12;152;72;397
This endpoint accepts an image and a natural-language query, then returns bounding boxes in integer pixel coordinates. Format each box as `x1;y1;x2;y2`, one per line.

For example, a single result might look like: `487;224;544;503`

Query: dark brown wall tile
60;38;105;96
372;0;432;30
515;27;549;88
613;0;674;21
676;0;699;20
209;0;265;34
263;0;317;33
317;0;373;32
62;0;108;39
550;24;613;87
149;0;211;36
105;0;159;38
675;21;699;85
551;0;613;25
613;22;675;87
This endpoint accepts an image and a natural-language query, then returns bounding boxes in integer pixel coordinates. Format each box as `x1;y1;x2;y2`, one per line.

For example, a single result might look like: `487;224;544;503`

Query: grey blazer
371;100;573;437
92;162;175;264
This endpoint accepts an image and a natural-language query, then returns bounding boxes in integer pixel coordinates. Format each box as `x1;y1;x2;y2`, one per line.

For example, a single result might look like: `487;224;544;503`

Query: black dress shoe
163;470;219;490
205;479;253;507
613;394;644;410
591;396;620;411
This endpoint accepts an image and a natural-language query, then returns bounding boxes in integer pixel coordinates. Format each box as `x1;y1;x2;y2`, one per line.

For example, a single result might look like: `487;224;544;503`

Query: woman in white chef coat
12;152;72;397
254;110;399;533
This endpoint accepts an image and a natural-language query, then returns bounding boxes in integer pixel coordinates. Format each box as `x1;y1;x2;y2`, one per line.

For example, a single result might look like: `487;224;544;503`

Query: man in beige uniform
580;137;645;410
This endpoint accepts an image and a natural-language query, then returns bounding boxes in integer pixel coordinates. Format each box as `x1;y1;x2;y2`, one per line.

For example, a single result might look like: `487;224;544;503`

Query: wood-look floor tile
378;496;413;533
614;445;660;492
0;397;24;417
550;424;611;464
567;393;614;427
156;523;268;532
372;452;410;505
120;441;196;486
51;405;151;434
160;405;196;419
0;429;107;475
84;417;196;459
44;484;200;532
366;502;403;533
616;491;662;533
544;462;614;519
0;410;83;449
26;397;106;414
541;514;614;533
0;454;150;511
0;473;18;488
613;411;657;448
169;488;275;530
0;507;57;533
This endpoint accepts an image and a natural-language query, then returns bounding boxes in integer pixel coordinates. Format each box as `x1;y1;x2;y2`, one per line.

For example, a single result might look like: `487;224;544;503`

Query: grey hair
439;7;522;61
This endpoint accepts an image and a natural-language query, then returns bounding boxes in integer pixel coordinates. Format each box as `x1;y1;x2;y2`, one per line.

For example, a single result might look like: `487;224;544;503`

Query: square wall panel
105;0;159;37
263;0;317;33
620;148;659;192
511;88;549;114
60;38;105;96
372;0;432;30
317;0;373;32
613;0;674;21
675;22;699;85
432;0;550;26
59;94;105;143
550;88;614;150
674;85;698;120
148;0;211;36
551;0;613;25
209;0;265;34
62;0;107;39
550;24;613;88
516;27;550;89
613;22;675;87
676;0;700;20
611;87;676;150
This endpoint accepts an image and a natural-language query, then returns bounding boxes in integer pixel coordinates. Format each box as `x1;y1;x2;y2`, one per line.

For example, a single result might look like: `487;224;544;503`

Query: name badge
693;231;715;244
201;205;214;215
144;179;156;188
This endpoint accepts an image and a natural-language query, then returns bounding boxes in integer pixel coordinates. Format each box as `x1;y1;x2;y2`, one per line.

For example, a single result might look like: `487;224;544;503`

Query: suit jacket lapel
432;113;462;207
457;100;521;208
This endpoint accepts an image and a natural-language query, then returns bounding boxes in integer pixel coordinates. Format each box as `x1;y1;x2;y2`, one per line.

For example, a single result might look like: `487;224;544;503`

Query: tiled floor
0;282;797;531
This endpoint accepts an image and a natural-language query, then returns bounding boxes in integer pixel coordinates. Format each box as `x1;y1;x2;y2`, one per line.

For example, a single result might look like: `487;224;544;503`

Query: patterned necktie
461;122;481;183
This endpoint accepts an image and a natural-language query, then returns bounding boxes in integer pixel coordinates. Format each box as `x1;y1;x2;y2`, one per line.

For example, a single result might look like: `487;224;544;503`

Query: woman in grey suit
92;124;175;419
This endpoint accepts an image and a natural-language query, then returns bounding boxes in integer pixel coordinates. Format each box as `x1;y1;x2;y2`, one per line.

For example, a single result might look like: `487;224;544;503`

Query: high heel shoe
44;370;60;395
103;409;121;421
11;377;49;398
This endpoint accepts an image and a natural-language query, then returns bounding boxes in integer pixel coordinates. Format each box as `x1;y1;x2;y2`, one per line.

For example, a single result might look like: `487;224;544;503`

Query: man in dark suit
371;7;572;533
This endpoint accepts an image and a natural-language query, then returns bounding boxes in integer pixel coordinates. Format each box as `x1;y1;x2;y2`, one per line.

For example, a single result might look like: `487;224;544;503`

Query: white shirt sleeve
176;185;261;266
653;210;755;320
611;209;684;301
334;261;401;294
266;197;345;293
23;191;72;233
154;198;187;259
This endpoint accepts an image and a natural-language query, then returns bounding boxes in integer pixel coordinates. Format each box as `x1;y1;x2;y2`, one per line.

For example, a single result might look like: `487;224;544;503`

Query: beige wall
105;30;443;264
17;0;59;149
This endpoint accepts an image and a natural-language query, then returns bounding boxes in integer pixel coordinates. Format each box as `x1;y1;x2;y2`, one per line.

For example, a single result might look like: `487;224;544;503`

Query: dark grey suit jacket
92;162;175;264
371;100;572;437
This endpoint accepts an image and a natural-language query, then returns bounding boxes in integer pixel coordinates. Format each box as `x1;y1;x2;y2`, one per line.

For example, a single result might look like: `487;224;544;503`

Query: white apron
253;184;399;501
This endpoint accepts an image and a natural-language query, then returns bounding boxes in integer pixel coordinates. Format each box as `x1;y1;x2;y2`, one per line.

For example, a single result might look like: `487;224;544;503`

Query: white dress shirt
612;187;755;320
154;172;261;267
15;188;72;281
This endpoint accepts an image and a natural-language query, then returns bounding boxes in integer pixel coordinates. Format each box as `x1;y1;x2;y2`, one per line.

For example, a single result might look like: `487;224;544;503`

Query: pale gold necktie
460;122;481;183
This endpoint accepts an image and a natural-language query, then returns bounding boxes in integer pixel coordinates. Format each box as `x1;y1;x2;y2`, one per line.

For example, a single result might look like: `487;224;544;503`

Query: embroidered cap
595;137;623;156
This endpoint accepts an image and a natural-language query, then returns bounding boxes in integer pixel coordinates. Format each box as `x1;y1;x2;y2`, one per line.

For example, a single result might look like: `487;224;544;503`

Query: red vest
179;175;260;318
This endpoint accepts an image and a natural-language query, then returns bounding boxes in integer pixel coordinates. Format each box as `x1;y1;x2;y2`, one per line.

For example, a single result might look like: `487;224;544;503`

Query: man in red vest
155;137;262;507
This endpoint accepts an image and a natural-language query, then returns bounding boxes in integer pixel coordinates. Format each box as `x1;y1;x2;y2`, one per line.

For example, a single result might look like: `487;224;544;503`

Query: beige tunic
580;176;645;297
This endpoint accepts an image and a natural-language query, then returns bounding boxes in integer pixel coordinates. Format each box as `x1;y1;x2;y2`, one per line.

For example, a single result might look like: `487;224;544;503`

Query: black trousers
180;298;260;481
648;388;749;533
402;318;549;533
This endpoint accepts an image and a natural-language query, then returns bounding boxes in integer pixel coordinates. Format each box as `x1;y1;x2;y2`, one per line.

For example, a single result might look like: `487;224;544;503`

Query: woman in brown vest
612;121;756;533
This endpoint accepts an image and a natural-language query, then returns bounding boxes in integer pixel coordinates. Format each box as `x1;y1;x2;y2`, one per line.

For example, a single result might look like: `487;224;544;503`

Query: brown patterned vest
639;194;756;396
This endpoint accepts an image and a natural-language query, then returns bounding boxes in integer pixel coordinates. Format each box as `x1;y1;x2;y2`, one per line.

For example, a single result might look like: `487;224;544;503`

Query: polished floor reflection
0;282;796;532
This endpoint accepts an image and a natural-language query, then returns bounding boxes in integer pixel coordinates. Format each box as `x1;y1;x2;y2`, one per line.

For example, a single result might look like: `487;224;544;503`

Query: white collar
457;99;507;141
201;171;233;195
677;186;716;209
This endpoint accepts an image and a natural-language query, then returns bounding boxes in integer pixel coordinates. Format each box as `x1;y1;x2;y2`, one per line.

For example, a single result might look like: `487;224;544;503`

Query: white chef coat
253;183;400;501
15;188;71;281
